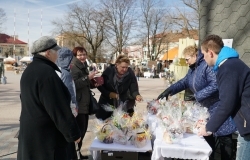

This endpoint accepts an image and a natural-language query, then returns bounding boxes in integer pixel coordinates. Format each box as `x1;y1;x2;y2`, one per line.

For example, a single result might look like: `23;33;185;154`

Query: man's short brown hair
201;35;224;55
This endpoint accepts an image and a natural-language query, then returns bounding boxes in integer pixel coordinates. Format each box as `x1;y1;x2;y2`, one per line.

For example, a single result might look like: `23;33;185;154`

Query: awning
161;47;178;61
20;56;33;63
3;57;15;62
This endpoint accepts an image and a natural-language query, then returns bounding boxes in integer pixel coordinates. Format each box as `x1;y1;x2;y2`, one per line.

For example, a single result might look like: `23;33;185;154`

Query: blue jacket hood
196;50;204;66
56;47;73;69
213;46;239;71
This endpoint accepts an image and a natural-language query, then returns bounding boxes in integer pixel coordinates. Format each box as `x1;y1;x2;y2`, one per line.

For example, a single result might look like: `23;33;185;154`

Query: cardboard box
101;150;138;160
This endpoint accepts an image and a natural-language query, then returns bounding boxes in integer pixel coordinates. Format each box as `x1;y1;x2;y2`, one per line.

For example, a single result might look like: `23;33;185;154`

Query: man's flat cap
31;36;61;55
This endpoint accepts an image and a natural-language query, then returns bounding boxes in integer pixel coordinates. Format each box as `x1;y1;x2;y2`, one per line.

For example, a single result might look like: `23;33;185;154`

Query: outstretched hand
157;88;171;100
136;95;143;102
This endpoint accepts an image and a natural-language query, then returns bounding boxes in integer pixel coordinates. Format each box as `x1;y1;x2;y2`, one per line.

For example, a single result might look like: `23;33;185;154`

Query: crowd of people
17;34;250;160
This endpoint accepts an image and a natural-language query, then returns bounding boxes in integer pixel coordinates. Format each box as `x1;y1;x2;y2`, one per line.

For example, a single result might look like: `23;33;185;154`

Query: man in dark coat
17;36;81;160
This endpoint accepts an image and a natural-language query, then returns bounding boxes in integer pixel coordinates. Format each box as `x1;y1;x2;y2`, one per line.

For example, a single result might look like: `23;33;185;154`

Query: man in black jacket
199;34;250;160
17;36;81;160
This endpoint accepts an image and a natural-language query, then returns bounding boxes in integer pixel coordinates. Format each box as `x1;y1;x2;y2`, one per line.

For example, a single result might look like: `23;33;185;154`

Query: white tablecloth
151;129;212;160
89;138;152;160
147;114;212;160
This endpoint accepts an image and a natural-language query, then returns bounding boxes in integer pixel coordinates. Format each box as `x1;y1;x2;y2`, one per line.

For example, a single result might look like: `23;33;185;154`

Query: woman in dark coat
95;55;143;120
157;46;237;160
70;46;96;159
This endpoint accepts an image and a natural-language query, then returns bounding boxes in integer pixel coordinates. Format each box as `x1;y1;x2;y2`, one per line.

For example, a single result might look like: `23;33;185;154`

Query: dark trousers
217;134;234;160
76;113;89;151
204;135;215;160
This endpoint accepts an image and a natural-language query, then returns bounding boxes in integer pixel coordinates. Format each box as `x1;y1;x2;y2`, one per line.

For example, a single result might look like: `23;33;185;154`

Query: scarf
113;68;129;92
189;62;196;70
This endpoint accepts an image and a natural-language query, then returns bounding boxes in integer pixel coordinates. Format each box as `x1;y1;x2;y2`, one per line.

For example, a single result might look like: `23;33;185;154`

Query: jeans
236;134;250;160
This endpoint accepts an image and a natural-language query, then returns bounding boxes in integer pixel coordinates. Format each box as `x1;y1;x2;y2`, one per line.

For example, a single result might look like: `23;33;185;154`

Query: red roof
0;34;27;44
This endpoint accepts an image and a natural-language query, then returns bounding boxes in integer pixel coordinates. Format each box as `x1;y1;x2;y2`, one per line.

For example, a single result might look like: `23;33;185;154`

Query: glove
127;108;134;117
109;92;118;99
157;88;172;100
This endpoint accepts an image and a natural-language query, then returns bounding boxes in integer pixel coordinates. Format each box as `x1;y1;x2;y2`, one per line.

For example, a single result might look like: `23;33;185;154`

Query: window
20;48;24;55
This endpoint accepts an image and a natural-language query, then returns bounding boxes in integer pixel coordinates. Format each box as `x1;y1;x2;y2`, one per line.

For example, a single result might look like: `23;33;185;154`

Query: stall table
147;114;212;160
152;133;212;160
89;138;152;160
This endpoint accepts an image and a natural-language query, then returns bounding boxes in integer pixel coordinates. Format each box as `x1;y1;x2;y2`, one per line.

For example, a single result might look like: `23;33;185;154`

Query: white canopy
20;56;33;63
4;57;15;62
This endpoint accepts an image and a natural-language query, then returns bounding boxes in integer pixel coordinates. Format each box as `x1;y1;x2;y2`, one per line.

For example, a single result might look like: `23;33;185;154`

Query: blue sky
0;0;183;49
0;0;83;44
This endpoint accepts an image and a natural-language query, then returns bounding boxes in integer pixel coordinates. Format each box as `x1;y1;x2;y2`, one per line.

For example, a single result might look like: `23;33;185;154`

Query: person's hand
136;95;143;102
72;107;78;117
75;137;81;143
95;83;101;87
70;104;78;117
157;88;172;100
109;92;118;99
198;125;212;136
88;71;96;80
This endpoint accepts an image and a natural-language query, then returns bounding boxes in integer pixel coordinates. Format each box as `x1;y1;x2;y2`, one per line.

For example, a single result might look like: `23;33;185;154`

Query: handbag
89;90;99;115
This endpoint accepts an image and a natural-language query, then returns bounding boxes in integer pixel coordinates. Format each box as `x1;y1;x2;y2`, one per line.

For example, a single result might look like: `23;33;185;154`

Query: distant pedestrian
18;36;81;160
134;65;140;81
0;60;3;79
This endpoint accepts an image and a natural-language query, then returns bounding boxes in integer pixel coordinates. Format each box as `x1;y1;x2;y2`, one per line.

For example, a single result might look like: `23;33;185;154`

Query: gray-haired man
17;36;81;160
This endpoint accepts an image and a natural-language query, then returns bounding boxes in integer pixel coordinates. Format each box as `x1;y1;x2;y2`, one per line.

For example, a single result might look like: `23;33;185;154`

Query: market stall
89;97;212;160
146;97;212;160
89;102;152;160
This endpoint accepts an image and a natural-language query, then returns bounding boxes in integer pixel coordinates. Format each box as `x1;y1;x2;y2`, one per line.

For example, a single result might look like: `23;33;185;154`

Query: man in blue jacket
199;34;250;160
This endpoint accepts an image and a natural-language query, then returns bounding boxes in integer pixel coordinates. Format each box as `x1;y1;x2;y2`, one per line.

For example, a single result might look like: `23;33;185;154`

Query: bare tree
170;0;199;36
52;2;106;62
100;0;136;56
0;8;6;32
140;0;171;60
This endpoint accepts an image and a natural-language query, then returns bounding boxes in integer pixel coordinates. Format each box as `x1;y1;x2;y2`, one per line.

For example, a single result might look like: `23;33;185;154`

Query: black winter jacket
96;64;140;120
70;57;91;114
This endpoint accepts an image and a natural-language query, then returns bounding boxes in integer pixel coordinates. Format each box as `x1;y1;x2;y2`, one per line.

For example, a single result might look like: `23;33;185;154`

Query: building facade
0;34;28;57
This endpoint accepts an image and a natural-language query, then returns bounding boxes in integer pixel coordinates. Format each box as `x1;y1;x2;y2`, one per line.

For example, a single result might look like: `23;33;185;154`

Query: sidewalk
0;71;166;160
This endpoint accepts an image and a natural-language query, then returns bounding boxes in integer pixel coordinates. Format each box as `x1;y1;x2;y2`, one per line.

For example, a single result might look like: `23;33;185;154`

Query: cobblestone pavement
0;71;167;160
